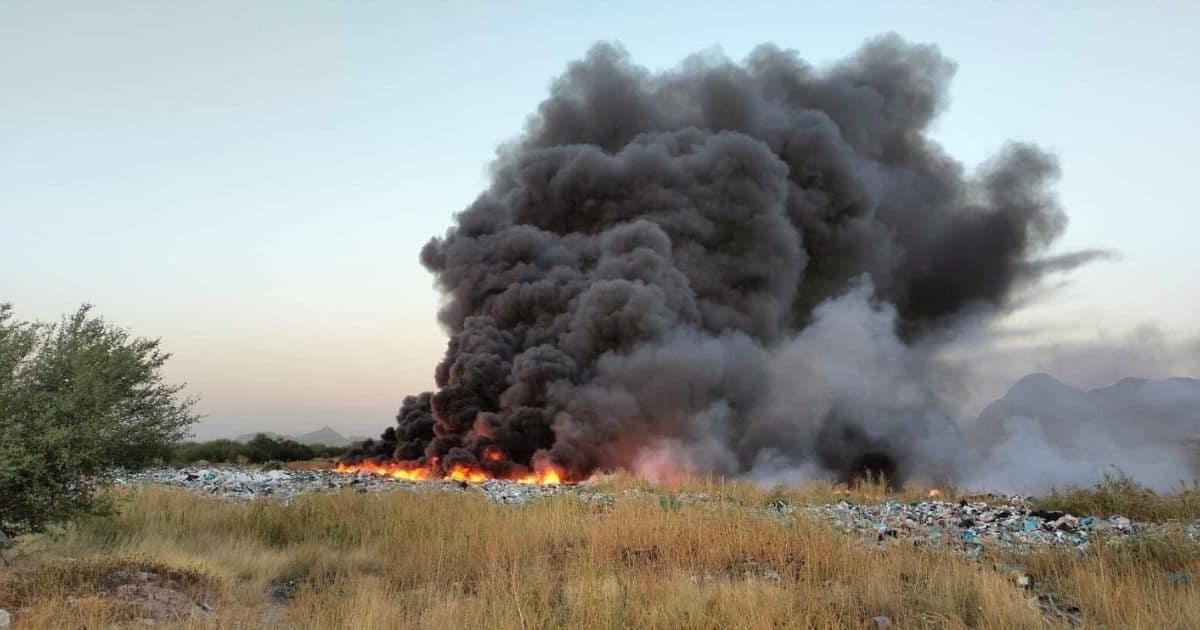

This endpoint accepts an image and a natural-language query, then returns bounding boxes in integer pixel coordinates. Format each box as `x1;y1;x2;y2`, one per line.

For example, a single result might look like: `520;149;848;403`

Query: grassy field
1;476;1198;628
1030;473;1200;523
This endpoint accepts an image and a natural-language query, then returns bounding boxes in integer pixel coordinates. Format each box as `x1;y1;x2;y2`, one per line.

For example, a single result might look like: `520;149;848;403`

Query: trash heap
116;466;572;504
115;467;1200;551
799;498;1200;551
117;467;344;501
478;479;567;504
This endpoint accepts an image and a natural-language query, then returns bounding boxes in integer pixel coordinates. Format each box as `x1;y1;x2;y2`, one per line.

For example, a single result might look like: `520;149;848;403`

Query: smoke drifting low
354;35;1178;490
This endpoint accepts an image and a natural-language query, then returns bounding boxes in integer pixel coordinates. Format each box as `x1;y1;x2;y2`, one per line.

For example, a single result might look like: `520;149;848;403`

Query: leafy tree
0;304;198;551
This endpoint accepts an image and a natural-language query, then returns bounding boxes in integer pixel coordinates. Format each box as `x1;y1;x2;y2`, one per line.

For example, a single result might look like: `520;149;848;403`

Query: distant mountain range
968;373;1200;490
972;373;1200;450
233;426;370;447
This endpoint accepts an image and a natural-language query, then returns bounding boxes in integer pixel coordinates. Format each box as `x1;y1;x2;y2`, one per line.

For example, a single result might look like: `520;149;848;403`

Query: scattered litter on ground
798;498;1200;551
115;467;1200;551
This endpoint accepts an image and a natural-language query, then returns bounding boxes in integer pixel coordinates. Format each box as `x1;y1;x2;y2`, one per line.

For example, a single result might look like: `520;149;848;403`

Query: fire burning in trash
332;460;566;486
332;35;1105;493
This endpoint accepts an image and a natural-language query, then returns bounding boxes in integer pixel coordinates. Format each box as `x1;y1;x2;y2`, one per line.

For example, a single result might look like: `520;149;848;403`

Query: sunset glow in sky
3;2;1197;439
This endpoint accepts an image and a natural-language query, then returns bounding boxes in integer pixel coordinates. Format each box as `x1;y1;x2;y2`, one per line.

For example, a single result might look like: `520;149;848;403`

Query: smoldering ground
354;34;1195;492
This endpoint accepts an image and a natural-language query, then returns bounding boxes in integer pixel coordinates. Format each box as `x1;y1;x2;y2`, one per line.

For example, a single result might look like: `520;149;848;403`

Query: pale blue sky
3;2;1197;439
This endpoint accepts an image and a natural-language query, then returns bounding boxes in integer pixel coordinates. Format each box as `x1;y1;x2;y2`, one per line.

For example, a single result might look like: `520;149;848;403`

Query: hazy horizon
4;2;1198;441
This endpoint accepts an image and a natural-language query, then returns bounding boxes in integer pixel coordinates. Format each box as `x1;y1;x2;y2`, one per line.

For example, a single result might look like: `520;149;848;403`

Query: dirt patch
100;566;211;620
0;558;217;624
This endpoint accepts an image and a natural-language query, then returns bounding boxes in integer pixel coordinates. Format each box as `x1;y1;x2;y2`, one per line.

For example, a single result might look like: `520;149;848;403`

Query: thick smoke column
356;35;1081;483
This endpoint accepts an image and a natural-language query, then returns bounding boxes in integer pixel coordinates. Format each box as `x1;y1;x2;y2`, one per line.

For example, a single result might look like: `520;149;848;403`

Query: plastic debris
112;467;1200;551
116;466;572;504
801;498;1195;551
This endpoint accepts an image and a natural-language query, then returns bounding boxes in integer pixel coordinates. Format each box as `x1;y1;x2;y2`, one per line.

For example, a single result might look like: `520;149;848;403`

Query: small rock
872;615;892;629
267;579;301;605
0;608;11;628
1168;571;1190;585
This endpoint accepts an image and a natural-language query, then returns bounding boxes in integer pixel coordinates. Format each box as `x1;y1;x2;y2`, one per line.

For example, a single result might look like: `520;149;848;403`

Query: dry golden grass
587;470;951;505
1031;472;1200;523
0;480;1197;629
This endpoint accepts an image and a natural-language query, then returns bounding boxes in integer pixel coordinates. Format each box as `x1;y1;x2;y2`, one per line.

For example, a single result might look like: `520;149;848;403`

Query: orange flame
927;488;942;498
447;464;488;483
333;460;567;486
515;468;562;485
333;460;432;481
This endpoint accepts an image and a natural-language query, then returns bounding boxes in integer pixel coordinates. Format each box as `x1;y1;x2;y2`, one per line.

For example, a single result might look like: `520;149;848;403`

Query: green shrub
169;435;350;465
0;304;198;546
171;438;243;464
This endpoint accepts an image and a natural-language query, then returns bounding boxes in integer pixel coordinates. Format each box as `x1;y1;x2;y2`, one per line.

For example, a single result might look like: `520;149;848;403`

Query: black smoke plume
352;34;1085;484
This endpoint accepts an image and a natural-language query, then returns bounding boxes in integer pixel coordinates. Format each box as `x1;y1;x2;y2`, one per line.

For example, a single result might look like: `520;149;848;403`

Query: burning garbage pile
341;34;1112;490
117;467;1200;551
332;458;565;486
118;466;573;504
